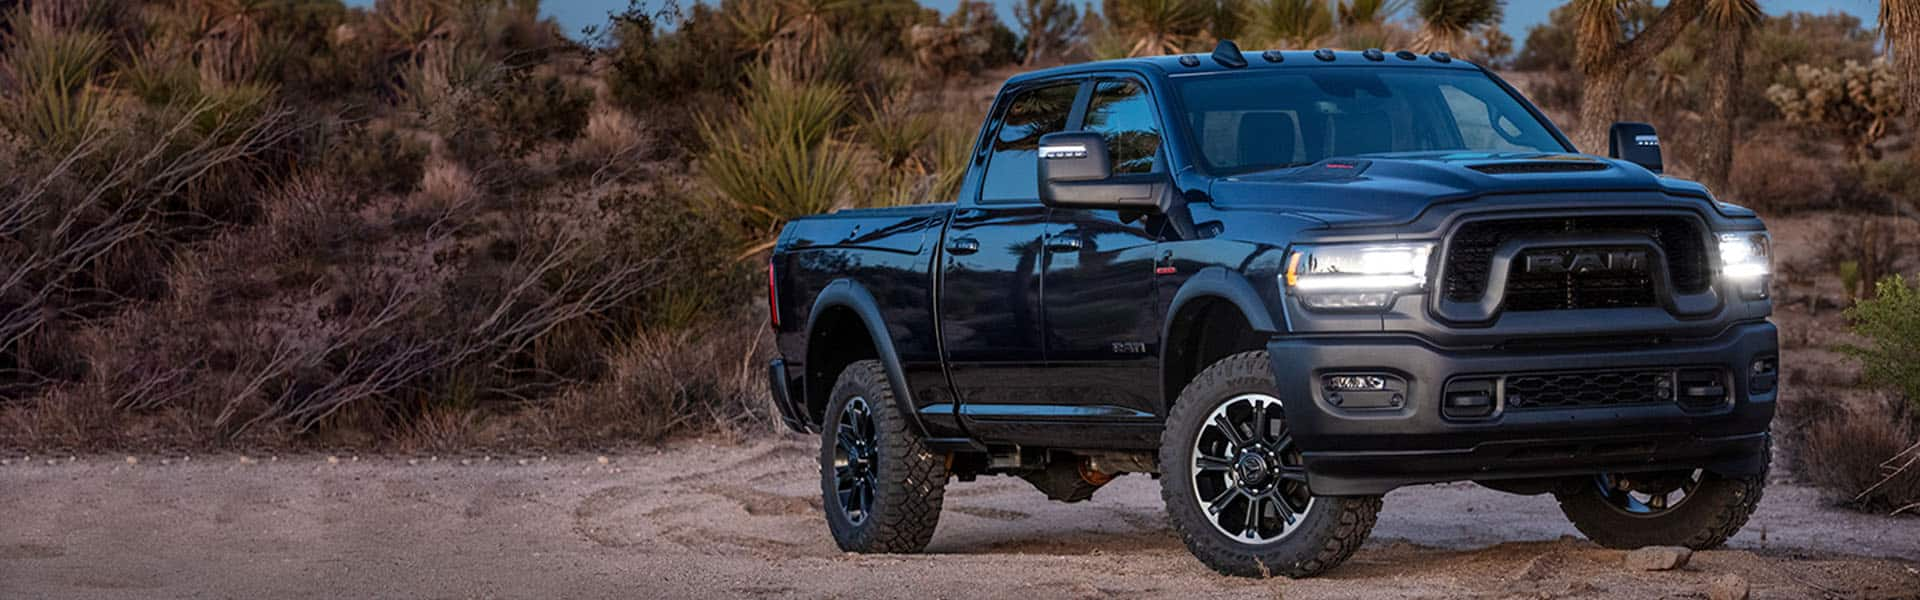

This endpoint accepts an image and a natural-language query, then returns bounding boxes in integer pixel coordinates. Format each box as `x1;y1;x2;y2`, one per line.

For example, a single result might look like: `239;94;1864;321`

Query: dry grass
1800;401;1920;514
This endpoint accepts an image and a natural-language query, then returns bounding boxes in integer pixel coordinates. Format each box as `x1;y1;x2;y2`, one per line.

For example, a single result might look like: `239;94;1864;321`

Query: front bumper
1268;320;1778;495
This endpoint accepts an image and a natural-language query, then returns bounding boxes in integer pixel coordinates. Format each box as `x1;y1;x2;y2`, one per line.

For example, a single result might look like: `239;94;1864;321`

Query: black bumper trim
1268;321;1779;495
768;359;809;433
1302;432;1770;495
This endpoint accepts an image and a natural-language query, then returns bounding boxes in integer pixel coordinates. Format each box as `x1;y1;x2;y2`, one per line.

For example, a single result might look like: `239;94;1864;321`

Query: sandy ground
3;437;1917;600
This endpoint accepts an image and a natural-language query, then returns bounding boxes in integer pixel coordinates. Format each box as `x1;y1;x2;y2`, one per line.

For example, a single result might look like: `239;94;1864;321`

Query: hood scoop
1469;161;1610;175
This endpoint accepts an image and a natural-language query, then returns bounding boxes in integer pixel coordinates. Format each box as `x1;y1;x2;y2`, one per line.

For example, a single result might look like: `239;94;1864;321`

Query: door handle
946;237;980;255
1045;235;1083;253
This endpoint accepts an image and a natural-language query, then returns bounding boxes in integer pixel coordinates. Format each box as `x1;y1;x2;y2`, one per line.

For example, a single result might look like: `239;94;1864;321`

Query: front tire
1555;448;1768;550
1159;350;1381;578
819;360;946;553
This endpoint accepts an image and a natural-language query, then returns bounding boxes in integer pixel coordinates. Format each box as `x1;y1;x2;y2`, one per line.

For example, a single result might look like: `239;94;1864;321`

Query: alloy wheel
1190;393;1315;544
832;396;878;525
1593;469;1704;516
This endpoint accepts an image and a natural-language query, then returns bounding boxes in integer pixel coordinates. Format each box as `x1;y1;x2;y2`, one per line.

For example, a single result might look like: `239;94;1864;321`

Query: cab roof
1004;47;1483;87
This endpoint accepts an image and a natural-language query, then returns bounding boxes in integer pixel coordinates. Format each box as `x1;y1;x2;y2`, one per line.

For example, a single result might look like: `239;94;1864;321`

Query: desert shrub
538;314;774;444
1800;401;1920;513
698;68;857;241
1825;220;1908;300
1844;276;1920;406
602;2;747;112
1727;133;1846;212
1;14;111;150
320;124;432;196
1766;59;1904;162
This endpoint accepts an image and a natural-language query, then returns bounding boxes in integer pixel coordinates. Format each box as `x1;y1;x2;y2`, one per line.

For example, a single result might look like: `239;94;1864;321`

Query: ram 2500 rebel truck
764;42;1777;578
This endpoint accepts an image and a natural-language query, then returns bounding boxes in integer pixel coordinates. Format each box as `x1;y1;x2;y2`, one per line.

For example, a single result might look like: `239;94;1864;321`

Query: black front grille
1442;216;1711;308
1503;246;1656;311
1505;369;1673;409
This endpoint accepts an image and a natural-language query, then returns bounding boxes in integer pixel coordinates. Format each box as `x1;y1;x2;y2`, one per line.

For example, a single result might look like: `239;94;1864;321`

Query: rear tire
1159;350;1381;578
1555;447;1768;550
819;360;946;553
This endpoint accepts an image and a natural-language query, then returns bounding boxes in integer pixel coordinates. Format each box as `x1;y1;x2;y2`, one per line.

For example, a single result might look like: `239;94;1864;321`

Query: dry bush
537;315;775;445
1800;402;1920;513
1728;134;1848;212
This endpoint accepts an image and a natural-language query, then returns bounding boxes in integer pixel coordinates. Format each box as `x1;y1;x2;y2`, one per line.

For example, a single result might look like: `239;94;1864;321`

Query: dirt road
4;437;1917;599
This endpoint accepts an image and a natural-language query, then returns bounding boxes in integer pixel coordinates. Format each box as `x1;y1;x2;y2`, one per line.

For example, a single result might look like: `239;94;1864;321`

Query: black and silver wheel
1160;350;1380;578
1556;453;1767;550
819;360;946;553
1189;393;1314;543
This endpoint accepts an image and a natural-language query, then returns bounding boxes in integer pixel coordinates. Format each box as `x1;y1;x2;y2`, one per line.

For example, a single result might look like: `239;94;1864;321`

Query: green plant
1766;58;1905;162
2;17;110;149
1242;0;1333;48
1105;0;1214;56
1844;275;1920;409
697;68;858;242
1413;0;1501;55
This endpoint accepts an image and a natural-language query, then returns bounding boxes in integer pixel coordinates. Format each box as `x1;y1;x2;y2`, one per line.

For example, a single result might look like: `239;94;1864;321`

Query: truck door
1041;79;1166;426
939;80;1081;430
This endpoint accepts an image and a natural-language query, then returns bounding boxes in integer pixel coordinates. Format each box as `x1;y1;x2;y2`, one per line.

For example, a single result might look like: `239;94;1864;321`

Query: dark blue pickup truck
764;43;1777;577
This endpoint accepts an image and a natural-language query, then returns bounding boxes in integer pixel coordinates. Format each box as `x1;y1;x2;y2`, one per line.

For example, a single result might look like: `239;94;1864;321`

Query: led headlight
1718;231;1771;300
1284;242;1434;310
1717;232;1771;280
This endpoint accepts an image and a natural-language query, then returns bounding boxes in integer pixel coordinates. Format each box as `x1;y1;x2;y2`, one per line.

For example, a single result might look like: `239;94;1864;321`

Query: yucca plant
1339;0;1411;27
2;15;110;149
1413;0;1501;55
1568;0;1707;152
857;94;936;173
1243;0;1334;49
698;68;857;245
1886;0;1920;156
1105;0;1214;56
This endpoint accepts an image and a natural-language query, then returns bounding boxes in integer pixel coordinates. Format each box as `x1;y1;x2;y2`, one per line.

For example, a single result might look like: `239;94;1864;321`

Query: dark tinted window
1177;68;1567;175
1082;81;1162;174
979;82;1079;203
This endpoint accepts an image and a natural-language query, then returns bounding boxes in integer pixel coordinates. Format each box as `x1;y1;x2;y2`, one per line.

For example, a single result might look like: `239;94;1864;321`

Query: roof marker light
1178;55;1201;67
1314;48;1336;62
1395;50;1417;61
1428;51;1452;63
1262;50;1285;63
1363;48;1384;61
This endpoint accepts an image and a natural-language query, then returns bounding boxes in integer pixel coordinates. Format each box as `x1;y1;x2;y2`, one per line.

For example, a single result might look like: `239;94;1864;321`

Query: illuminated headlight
1717;232;1771;280
1284;243;1434;310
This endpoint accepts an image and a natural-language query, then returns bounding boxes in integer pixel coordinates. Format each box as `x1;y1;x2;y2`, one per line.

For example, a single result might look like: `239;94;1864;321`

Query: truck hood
1207;152;1718;227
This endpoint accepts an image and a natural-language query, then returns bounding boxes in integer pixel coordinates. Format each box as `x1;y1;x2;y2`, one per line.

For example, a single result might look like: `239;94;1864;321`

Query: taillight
767;258;780;329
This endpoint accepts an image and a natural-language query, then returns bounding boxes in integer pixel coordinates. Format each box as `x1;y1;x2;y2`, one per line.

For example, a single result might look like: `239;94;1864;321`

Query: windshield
1175;67;1568;175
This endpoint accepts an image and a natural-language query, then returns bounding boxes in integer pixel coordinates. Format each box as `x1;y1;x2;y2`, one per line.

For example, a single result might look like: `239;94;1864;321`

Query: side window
979;82;1079;203
1083;81;1162;174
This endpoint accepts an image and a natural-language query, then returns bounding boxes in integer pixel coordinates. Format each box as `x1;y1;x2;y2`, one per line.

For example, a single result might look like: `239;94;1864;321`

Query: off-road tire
1159;350;1381;578
1555;443;1769;550
820;360;947;553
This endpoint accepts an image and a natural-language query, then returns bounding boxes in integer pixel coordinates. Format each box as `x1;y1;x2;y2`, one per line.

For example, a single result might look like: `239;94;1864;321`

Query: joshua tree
1698;0;1761;194
1104;0;1212;56
1413;0;1501;56
1886;1;1920;167
1016;0;1083;65
1570;0;1705;152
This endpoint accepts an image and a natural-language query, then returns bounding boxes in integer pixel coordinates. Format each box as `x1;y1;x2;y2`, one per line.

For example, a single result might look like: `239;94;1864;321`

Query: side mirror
1608;122;1663;174
1037;132;1167;212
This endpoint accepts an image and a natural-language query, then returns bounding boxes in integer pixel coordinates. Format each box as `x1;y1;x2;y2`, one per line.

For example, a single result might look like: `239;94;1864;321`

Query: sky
343;1;1884;49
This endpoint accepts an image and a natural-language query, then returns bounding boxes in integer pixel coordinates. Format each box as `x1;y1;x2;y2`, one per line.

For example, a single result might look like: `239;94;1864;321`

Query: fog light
1325;375;1387;391
1321;373;1406;410
1749;357;1778;394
